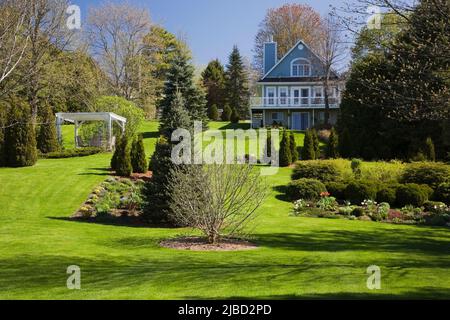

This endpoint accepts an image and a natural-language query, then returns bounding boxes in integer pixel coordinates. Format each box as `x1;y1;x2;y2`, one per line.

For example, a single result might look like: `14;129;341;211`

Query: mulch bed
160;237;258;252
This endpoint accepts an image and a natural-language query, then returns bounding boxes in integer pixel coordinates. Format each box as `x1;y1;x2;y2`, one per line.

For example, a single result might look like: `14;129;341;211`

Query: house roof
261;39;340;81
258;76;339;83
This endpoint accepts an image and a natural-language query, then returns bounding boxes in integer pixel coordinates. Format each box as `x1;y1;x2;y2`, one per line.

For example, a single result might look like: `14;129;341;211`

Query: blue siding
265;41;325;78
264;42;277;75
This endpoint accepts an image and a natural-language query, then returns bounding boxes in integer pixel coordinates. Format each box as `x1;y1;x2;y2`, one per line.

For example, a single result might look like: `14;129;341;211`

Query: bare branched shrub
168;164;267;244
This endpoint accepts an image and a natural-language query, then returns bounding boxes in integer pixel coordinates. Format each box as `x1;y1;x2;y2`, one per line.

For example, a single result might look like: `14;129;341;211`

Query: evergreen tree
424;137;436;162
279;130;292;167
202;59;226;110
301;130;316;160
230;108;240;124
160;54;207;126
311;129;321;159
144;136;176;223
159;91;191;139
131;134;148;173
4;97;37;167
221;104;232;121
37;103;59;154
114;135;132;177
326;128;339;159
208;104;219;121
225;46;250;119
289;132;299;162
339;127;352;158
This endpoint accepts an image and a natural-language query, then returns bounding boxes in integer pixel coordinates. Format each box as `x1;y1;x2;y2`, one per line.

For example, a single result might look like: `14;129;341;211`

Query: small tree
159;91;191;139
230;107;240;124
301;130;315;160
168;164;267;244
37;103;59;154
208;104;219;121
312;129;321;158
131;134;147;173
326;128;339;159
113;135;132;176
339;127;352;158
424;137;436;162
289;132;299;162
279;130;292;167
4;97;37;167
222;104;232;121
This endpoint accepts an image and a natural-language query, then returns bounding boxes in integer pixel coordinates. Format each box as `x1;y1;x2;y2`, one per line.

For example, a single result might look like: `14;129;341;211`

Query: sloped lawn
0;121;449;299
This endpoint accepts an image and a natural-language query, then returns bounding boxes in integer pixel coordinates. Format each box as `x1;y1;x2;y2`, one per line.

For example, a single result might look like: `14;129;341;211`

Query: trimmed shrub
289;132;299;162
221;104;232;121
351;207;365;217
113;136;132;177
423;201;447;213
401;162;450;189
131;134;147;173
351;158;363;179
325;127;339;159
230;108;239;124
345;181;378;204
42;147;103;159
312;129;320;158
37;103;59;154
396;183;429;207
208;104;219;121
424;137;435;162
301;130;315;160
292;161;340;182
435;183;450;204
376;186;397;205
286;178;327;201
325;181;347;200
279;131;292;167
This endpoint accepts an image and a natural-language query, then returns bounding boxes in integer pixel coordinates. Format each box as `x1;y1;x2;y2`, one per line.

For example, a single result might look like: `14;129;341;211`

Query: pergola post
56;115;62;145
107;114;112;151
74;120;79;148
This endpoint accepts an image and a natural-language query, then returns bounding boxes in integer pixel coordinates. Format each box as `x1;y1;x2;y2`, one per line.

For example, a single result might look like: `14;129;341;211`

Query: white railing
250;97;340;108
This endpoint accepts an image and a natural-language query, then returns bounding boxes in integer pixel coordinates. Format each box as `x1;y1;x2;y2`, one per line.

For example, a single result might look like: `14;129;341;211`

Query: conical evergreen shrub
289;132;299;162
221;105;232;121
301;130;315;160
131;134;147;173
424;137;435;162
279;130;292;167
37;103;59;154
113;135;132;176
208;104;219;121
230;108;240;124
326;128;339;159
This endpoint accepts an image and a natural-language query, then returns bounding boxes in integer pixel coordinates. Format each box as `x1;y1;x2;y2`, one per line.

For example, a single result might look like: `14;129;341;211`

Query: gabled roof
258;75;339;83
261;39;339;80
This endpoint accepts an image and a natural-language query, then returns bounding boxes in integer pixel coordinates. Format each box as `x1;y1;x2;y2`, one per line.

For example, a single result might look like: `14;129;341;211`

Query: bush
42;147;103;159
291;161;340;182
230;108;239;124
221;105;232;121
344;181;378;204
325;182;347;200
435;183;450;204
376;186;397;205
286;178;327;201
325;127;339;159
130;134;147;173
396;183;430;207
351;158;363;179
351;207;365;217
37;103;59;154
113;136;132;177
208;104;219;121
401;162;450;189
301;130;316;160
279;131;292;167
423;201;447;213
289;132;299;162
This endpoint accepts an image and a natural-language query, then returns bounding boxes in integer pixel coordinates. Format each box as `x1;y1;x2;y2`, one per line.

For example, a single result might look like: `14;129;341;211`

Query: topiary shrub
286;178;327;201
130;134;147;173
396;183;430;207
208;104;219;121
221;104;232;121
325;127;339;159
301;130;316;160
376;186;397;205
344;181;378;204
400;162;450;189
37;103;59;154
113;135;132;177
289;132;299;162
279;130;292;167
291;161;340;182
230;108;239;124
325;181;348;200
435;183;450;204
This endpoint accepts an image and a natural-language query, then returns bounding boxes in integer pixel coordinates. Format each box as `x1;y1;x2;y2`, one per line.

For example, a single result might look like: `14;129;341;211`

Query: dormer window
291;58;311;77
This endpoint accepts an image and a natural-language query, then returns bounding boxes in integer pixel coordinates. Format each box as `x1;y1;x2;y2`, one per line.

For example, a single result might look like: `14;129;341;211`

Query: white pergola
55;112;127;151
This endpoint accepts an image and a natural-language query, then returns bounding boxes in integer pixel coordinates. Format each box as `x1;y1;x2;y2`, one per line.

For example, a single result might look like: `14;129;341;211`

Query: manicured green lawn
0;121;449;299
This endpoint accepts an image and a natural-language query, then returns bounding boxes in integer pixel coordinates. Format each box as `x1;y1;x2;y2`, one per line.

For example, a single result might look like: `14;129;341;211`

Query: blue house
250;39;342;130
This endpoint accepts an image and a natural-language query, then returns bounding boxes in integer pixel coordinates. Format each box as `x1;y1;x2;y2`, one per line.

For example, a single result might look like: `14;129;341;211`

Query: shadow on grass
48;216;178;229
219;123;251;130
256;228;450;257
273;185;291;202
141;131;160;140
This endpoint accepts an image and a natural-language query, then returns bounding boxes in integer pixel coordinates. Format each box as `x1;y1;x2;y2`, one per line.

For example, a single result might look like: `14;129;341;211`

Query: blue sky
75;0;344;66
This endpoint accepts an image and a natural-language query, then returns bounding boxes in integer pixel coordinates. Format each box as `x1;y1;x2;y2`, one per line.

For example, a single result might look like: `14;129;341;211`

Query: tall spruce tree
301;130;316;160
279;130;292;167
131;134;148;173
225;46;250;119
326;128;339;159
159;91;192;139
4;97;37;167
202;59;226;111
160;53;207;126
289;132;299;162
37;103;59;154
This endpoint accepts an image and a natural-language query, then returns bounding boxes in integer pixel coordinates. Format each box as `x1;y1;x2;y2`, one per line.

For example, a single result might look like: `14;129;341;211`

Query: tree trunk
324;78;330;126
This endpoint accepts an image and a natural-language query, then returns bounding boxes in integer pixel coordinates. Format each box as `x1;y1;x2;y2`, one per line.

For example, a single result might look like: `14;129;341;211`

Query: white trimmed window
291;58;311;77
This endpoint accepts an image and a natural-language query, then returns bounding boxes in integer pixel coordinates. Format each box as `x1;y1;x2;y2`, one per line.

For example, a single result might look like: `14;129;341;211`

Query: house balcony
250;97;340;109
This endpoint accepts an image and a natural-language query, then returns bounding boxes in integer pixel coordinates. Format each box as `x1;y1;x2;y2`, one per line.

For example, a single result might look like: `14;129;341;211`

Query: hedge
40;147;103;159
401;162;450;189
396;183;430;207
286;178;327;201
291;161;340;182
344;180;378;204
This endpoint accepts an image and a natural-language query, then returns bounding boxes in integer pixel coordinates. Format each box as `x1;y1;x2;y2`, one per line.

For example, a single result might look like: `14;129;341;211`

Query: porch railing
250;97;340;108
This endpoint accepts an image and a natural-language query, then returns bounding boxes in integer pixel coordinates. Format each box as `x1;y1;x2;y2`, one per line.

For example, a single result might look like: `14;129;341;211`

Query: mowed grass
0;121;449;299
